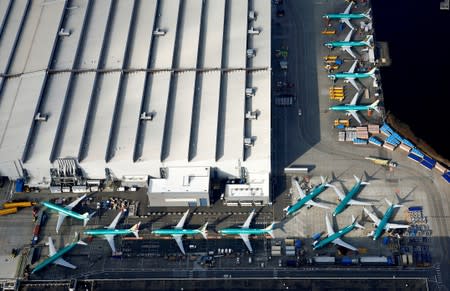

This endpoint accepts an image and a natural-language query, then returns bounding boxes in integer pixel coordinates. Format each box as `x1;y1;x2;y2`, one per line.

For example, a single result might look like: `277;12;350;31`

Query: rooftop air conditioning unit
153;28;166;36
245;111;258;120
140;112;154;121
244;137;254;147
248;27;260;35
35;112;48;121
247;49;256;58
58;28;70;36
245;88;255;97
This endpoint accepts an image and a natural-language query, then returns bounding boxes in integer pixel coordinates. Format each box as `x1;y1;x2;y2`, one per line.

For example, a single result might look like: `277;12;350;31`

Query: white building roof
0;0;272;200
148;166;210;194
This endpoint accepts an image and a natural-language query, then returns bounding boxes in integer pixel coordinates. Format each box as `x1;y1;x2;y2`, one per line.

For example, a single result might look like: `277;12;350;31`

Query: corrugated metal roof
0;0;271;197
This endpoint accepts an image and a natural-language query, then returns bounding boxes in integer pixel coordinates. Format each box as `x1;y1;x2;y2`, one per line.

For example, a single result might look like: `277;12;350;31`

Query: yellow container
3;201;35;208
0;207;18;216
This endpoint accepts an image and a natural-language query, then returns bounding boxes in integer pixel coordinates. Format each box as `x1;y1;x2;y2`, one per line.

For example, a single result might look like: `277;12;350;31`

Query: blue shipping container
341;257;353;265
295;239;302;249
15;179;24;193
383;237;390;245
312;232;321;241
408;206;423;212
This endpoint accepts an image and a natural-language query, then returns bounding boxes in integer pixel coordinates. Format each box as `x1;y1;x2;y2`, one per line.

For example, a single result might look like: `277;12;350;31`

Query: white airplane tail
351;215;364;229
198;222;208;240
367;230;375;237
385;198;402;208
364;35;374;48
82;212;95;227
364;9;372;20
320;176;327;185
130;222;141;238
283;205;290;212
73;232;87;246
368;67;377;78
369;100;380;113
265;222;276;238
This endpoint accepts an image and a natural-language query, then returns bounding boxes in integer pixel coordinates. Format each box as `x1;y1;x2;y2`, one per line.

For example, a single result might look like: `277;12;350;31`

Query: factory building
0;0;271;206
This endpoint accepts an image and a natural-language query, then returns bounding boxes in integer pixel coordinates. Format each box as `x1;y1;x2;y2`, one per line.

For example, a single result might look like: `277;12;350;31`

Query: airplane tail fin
82;212;95;227
265;222;276;238
364;35;374;48
351;215;365;229
364;9;372;20
130;222;141;238
283;206;290;213
353;175;360;183
385;198;402;208
199;222;208;240
369;99;380;113
367;230;375;237
368;67;377;77
320;176;327;185
73;232;87;246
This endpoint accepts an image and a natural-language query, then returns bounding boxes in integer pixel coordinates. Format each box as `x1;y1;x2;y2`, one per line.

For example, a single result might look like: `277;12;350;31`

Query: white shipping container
434;163;447;174
383;143;395;151
399;143;411;152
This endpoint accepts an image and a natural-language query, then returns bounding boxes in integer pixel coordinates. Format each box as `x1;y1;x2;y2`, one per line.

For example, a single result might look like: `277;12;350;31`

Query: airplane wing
56;213;68;234
343;2;353;14
53;258;76;269
239;234;253;253
65;194;86;210
344;29;353;42
363;208;381;226
104;235;116;253
173;235;185;254
48;237;57;256
305;200;330;209
344;47;356;59
343;19;354;30
242;210;256;229
332;238;357;251
325;215;335;236
385;223;409;230
175;210;190;229
350;91;360;105
348;60;358;74
107;211;122;230
329;185;346;201
347;199;372;206
293;179;306;200
347;79;360;91
348;110;362;125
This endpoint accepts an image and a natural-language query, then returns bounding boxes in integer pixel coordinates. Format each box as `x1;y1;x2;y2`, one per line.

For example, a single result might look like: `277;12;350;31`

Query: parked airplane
324;29;373;59
313;215;364;251
83;211;140;254
323;2;372;30
329;175;372;216
218;209;275;253
43;194;95;234
284;176;330;216
329;90;380;125
31;233;86;274
151;210;207;255
364;199;410;240
327;60;377;91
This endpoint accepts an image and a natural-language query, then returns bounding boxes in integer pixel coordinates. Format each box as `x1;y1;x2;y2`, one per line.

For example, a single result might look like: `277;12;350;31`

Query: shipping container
383;143;395;151
312;232;322;241
3;201;35;208
271;250;282;256
312;256;335;264
0;207;17;216
399;143;412;153
434;163;447;174
15;179;24;193
285;239;295;246
295;239;302;249
360;256;391;265
402;254;408;265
